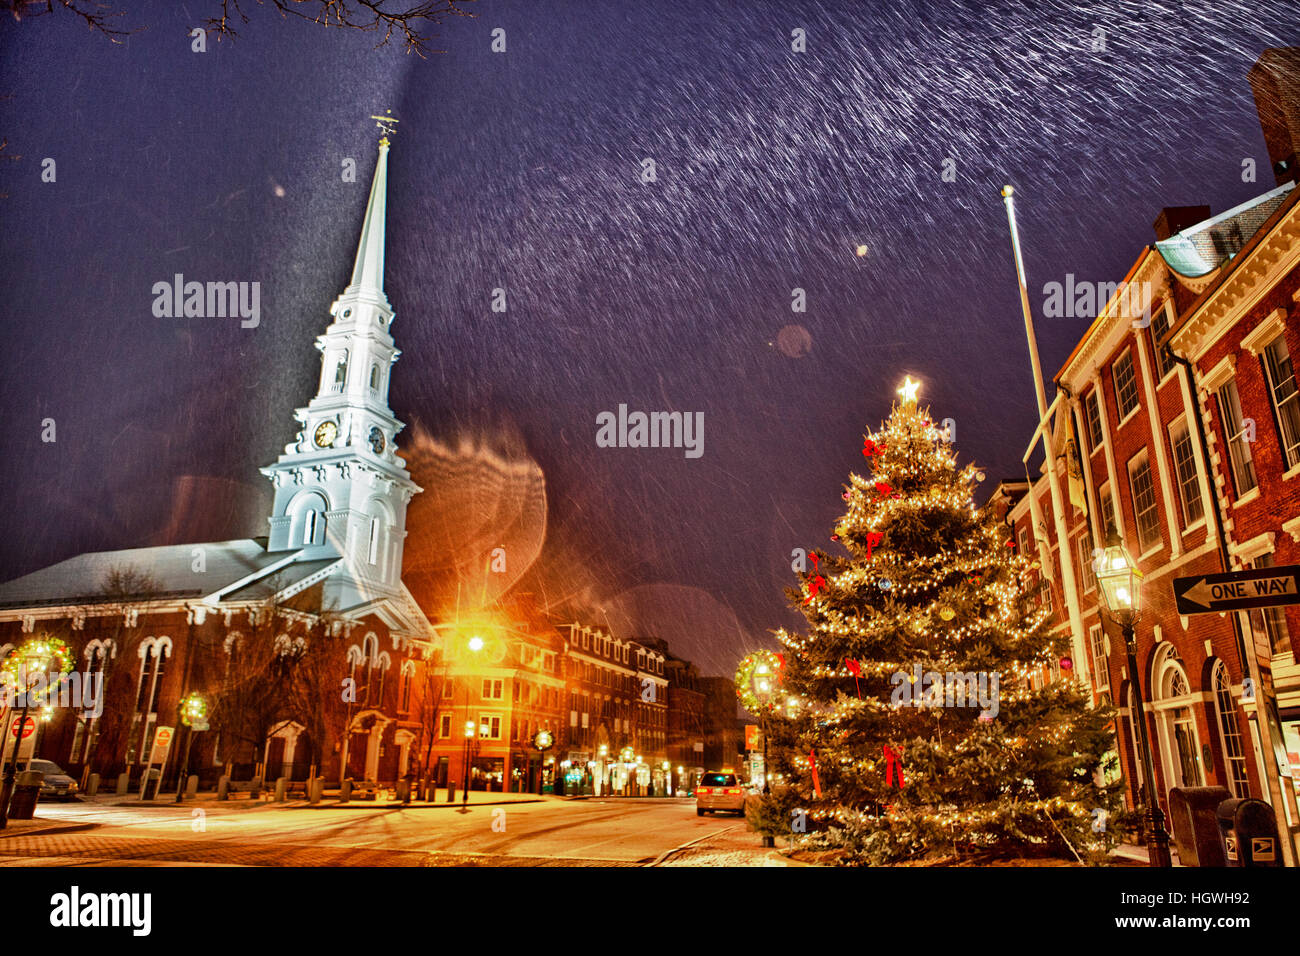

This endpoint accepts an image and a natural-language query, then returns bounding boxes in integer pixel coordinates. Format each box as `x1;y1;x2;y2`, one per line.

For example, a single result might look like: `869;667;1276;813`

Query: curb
648;823;745;866
0;822;97;839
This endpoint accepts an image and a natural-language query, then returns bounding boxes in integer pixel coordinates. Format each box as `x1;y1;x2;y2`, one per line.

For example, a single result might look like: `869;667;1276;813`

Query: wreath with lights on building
734;649;785;714
0;636;75;703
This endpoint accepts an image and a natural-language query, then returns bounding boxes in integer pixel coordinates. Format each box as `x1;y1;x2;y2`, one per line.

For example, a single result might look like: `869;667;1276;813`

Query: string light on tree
750;375;1121;864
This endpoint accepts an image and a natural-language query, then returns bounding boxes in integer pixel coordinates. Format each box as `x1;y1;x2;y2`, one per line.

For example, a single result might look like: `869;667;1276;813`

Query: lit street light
1095;533;1172;868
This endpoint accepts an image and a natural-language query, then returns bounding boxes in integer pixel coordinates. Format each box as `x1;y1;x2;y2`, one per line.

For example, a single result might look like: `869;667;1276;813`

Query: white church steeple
261;122;420;607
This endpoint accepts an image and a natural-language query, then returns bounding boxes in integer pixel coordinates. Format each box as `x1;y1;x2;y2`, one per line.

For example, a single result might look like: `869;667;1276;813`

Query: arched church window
303;509;319;546
334;352;348;385
369;365;380;390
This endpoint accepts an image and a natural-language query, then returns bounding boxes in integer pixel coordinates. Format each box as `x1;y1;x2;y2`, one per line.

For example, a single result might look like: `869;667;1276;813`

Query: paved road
0;797;752;867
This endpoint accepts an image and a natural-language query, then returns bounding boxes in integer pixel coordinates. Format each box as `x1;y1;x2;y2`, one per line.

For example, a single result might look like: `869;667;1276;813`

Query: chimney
1249;47;1300;187
1153;205;1211;241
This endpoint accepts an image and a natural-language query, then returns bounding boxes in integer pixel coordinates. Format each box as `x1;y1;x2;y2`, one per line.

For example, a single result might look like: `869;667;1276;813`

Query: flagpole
1001;186;1090;687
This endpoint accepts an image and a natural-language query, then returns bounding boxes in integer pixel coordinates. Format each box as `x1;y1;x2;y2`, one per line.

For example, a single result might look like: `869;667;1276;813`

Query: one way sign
1173;564;1300;615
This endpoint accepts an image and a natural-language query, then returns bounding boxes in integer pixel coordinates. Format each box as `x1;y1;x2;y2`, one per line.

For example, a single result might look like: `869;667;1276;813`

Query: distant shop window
1262;335;1300;470
1127;449;1161;552
1112;350;1140;420
1168;419;1205;527
1216;379;1258;497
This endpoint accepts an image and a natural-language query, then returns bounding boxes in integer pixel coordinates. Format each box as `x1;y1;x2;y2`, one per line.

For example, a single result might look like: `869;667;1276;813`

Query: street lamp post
460;720;475;809
175;693;207;804
457;634;485;809
1094;534;1172;868
751;664;773;795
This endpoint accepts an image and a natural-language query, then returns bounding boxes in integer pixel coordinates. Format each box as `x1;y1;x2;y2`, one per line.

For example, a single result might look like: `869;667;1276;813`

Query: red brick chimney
1250;47;1300;187
1153;205;1211;241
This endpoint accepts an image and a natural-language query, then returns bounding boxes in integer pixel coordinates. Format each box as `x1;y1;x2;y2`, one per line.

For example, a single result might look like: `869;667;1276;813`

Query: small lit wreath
735;650;784;713
0;636;75;704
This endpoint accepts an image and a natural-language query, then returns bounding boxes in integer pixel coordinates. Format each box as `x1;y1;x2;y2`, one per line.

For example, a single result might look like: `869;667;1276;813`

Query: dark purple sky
1;0;1294;675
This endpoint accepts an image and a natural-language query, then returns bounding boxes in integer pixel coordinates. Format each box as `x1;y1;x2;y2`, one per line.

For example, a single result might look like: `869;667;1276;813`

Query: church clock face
368;427;386;454
314;421;338;448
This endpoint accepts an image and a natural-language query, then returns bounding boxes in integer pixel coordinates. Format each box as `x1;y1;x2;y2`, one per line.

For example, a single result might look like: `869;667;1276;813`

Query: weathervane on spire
371;110;399;146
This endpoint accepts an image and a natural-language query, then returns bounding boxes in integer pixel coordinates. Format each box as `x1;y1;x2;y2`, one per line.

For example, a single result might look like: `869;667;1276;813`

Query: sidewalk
0;817;97;838
652;824;821;867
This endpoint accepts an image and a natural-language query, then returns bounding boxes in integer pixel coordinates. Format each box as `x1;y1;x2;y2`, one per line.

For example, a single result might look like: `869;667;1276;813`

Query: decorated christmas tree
752;376;1120;864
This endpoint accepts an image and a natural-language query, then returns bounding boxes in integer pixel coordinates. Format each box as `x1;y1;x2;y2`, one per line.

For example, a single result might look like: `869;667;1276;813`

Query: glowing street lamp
1094;534;1170;868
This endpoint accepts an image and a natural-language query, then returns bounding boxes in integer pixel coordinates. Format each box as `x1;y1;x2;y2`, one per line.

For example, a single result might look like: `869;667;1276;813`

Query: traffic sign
149;725;175;765
1173;565;1300;615
8;717;35;739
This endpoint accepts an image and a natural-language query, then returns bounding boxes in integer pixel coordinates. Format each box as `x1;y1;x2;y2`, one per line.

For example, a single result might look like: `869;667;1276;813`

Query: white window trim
1239;308;1288;356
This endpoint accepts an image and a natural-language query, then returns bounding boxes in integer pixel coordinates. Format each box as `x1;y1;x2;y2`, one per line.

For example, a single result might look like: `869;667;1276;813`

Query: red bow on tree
804;575;827;605
883;744;905;789
844;658;862;698
862;437;886;458
864;531;883;560
809;749;822;799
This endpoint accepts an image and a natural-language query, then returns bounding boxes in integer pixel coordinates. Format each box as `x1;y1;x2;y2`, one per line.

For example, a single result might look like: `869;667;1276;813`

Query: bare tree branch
3;0;475;56
3;0;134;42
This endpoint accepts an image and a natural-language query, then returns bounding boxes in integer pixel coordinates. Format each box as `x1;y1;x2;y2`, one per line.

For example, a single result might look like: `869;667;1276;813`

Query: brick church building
0;130;436;791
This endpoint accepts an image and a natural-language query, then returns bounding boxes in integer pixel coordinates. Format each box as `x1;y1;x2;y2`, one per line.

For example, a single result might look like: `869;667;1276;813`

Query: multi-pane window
1249;554;1292;657
1211;660;1249;798
1113;350;1140;420
1076;531;1096;591
1262;336;1300;469
1147;308;1176;380
479;715;502;739
1168;420;1205;527
439;714;452;738
1085;390;1104;451
442;679;454;699
1217;379;1258;497
1098;484;1117;541
1088;625;1108;693
1127;450;1161;552
1018;523;1031;557
481;679;503;700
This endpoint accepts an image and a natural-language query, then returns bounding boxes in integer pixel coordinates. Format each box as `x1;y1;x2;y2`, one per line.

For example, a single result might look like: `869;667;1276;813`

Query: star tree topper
897;375;921;405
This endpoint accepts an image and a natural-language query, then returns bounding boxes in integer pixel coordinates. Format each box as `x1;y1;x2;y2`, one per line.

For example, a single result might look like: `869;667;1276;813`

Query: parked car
695;771;746;816
29;760;79;801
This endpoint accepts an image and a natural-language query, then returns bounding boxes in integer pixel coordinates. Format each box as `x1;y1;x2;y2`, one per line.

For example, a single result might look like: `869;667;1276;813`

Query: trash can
1168;786;1230;867
1216;797;1281;867
8;770;44;820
